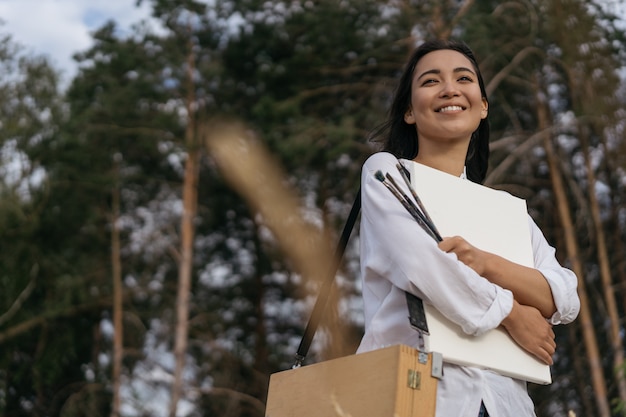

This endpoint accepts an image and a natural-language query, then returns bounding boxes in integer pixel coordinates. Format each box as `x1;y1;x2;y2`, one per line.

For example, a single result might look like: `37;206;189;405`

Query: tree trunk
169;34;200;417
580;126;626;403
111;158;123;417
536;88;610;417
252;222;269;375
568;323;594;417
599;133;626;356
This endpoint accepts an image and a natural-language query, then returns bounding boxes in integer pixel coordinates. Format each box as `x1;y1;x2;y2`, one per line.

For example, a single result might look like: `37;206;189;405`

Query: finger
548;337;556;349
438;238;455;252
533;347;549;365
541;336;556;360
537;348;554;366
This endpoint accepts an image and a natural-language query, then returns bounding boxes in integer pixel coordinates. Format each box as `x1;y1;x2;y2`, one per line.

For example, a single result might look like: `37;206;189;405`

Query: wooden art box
265;344;440;417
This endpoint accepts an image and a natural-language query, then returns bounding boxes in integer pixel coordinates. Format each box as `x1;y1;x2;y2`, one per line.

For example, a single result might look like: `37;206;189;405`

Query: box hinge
407;369;421;390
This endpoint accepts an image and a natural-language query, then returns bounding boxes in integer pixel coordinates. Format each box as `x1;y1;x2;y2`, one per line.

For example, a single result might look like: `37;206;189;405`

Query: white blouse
357;152;580;417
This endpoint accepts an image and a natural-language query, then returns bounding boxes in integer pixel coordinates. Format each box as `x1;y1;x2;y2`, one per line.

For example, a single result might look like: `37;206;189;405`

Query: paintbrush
374;170;441;243
395;163;442;241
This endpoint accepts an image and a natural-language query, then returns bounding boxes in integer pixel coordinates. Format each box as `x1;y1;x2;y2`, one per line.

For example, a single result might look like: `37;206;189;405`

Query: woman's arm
437;235;560;365
360;152;514;336
437;214;580;324
438;236;557;318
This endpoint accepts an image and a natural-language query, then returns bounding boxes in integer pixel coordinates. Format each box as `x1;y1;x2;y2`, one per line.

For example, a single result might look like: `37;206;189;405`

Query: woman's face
404;49;488;150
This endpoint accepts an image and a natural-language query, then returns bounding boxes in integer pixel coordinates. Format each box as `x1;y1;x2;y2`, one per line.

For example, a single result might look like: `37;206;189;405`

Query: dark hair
373;39;490;184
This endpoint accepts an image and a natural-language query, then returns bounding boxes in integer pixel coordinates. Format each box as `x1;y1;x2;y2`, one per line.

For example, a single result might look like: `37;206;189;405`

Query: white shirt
357;152;580;417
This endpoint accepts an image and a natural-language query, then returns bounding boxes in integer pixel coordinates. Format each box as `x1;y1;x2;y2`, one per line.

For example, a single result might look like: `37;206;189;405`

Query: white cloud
0;0;156;86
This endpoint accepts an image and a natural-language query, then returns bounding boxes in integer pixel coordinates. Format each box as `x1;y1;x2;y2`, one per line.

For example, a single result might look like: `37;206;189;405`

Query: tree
4;0;626;415
459;1;626;414
0;30;110;416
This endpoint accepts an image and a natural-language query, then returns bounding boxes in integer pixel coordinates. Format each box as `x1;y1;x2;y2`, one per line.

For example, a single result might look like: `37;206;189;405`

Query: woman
357;39;580;417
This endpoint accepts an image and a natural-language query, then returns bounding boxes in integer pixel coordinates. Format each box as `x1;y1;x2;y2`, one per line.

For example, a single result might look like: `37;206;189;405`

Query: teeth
438;105;463;112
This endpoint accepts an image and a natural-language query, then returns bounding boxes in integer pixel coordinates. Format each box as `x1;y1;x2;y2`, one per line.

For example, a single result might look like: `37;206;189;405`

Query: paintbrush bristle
374;170;385;182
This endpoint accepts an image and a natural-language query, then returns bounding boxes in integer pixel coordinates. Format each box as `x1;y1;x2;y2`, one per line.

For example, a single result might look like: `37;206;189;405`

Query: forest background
2;0;626;416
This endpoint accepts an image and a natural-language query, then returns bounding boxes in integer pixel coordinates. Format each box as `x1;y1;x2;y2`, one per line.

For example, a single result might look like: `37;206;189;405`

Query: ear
404;108;416;124
480;98;488;119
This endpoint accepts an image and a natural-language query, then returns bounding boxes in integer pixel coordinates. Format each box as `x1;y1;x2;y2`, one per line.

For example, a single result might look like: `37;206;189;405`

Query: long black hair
372;39;490;184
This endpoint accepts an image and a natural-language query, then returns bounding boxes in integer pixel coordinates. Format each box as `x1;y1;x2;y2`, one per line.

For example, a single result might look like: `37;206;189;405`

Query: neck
413;144;468;177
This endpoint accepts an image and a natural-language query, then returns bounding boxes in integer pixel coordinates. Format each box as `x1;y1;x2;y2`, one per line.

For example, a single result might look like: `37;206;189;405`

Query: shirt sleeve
360;152;514;336
528;216;581;324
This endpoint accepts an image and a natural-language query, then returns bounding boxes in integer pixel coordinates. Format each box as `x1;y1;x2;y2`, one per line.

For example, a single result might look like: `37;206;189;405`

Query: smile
437;105;465;113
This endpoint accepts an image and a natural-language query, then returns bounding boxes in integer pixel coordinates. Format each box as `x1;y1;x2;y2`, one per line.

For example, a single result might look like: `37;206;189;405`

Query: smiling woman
357;39;580;417
404;49;489;178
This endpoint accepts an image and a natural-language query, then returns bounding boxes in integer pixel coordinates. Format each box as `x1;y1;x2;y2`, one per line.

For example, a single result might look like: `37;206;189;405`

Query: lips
436;105;465;113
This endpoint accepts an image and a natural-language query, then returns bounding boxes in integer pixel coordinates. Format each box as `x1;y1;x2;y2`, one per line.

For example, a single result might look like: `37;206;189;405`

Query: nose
439;81;461;98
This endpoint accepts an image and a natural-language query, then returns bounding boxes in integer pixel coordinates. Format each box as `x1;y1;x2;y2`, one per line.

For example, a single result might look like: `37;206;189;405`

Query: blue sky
0;0;157;86
1;0;626;89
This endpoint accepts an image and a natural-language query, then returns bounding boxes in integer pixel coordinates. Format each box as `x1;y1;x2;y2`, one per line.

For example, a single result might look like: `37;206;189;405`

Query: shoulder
362;152;397;184
363;152;406;173
364;151;396;165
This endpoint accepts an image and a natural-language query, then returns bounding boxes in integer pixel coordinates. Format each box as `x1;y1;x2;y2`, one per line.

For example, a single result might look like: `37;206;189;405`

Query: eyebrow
416;67;476;81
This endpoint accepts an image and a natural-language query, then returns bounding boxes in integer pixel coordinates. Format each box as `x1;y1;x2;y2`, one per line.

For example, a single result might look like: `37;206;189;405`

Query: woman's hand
438;236;489;276
501;301;556;365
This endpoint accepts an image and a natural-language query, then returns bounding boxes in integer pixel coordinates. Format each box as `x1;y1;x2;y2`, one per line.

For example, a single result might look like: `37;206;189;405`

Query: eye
458;75;474;82
420;78;439;86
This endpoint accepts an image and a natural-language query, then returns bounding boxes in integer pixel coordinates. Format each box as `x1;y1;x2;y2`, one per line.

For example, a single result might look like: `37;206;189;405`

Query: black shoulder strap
293;186;362;367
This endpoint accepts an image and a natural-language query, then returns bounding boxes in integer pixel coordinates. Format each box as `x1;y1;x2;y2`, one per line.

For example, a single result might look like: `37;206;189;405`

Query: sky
1;0;626;89
0;0;159;87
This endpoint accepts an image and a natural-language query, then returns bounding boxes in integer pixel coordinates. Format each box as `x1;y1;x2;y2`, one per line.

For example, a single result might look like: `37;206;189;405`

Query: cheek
410;93;430;114
470;89;485;107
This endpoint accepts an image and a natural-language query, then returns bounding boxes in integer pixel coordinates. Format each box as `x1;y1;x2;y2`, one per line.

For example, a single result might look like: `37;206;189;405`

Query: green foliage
2;0;626;416
220;1;411;163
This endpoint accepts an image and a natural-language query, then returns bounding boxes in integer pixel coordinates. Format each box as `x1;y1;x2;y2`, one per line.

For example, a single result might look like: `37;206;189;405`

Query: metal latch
431;352;443;379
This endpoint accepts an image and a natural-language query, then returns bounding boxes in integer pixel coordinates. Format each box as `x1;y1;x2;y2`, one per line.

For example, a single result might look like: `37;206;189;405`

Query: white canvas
409;161;551;385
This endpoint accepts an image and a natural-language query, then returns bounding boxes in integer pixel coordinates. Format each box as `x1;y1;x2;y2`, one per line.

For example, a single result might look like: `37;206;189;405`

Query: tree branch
0;265;38;326
0;297;112;345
